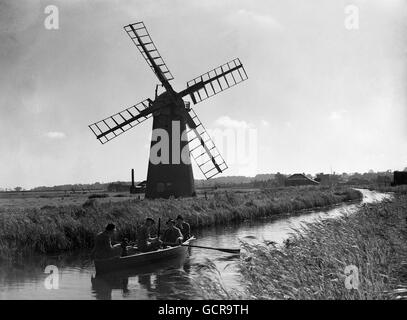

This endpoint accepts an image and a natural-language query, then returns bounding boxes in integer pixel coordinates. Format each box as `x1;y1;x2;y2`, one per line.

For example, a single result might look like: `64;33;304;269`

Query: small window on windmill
157;182;165;193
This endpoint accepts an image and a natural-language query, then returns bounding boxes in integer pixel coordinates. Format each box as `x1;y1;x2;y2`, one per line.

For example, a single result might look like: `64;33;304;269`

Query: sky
0;0;406;189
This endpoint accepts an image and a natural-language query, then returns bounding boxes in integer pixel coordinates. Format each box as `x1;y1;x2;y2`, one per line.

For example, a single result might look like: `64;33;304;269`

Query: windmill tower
89;21;248;199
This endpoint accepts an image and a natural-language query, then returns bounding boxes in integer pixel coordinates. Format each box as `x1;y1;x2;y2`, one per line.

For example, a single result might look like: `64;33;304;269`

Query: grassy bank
211;193;407;300
0;186;361;259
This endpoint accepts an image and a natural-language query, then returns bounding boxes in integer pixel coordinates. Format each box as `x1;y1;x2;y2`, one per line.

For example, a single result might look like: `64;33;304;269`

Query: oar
157;218;161;239
164;242;240;254
184;244;240;254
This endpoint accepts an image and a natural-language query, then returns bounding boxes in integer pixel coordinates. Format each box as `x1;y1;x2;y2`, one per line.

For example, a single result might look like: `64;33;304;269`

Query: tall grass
0;186;361;259
202;195;407;300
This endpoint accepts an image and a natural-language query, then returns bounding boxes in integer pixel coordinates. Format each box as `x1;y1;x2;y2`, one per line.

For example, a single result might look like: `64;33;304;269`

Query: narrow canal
0;189;391;299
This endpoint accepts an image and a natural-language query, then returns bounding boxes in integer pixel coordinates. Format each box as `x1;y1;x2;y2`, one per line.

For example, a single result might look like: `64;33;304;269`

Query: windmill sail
186;108;228;179
89;99;153;144
180;58;248;104
124;22;174;88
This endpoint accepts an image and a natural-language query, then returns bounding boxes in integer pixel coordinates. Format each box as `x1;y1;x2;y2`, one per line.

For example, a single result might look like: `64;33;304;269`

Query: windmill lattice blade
124;22;174;83
182;58;248;104
89;99;153;144
186;108;228;179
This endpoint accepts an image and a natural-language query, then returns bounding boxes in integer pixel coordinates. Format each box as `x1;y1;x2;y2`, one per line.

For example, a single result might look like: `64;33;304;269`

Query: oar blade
218;248;240;254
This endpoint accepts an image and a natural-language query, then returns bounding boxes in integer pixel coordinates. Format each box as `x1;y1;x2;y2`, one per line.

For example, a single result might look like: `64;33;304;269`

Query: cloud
329;112;342;120
329;110;347;121
215;116;250;129
45;131;66;139
232;9;283;31
368;0;406;11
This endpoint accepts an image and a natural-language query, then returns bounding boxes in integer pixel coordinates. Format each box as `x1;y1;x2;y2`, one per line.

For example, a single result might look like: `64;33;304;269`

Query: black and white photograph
0;0;406;309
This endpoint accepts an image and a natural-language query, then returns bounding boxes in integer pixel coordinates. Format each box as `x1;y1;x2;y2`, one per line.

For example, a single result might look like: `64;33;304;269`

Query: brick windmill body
146;92;194;198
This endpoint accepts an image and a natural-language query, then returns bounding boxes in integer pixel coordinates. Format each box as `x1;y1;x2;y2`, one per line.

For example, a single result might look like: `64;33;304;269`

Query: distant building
107;182;131;192
134;180;147;193
285;173;319;186
393;171;407;186
316;173;340;186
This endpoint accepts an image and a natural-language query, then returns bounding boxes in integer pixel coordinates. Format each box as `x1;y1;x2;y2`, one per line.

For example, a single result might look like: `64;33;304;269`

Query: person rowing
137;217;162;252
93;223;122;259
175;215;191;240
161;219;183;246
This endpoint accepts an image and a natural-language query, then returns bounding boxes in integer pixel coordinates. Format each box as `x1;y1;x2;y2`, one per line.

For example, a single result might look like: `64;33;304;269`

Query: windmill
89;21;248;199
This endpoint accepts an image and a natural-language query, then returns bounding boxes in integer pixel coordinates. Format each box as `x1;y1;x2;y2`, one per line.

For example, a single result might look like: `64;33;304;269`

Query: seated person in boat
120;237;130;257
175;215;191;240
93;223;122;259
137;218;161;252
161;219;183;246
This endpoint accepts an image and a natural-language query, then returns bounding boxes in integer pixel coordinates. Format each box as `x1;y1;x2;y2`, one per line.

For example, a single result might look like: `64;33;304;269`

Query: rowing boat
94;236;195;274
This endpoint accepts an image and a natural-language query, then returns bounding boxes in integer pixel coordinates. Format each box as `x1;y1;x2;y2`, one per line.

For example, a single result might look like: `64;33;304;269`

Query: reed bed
201;194;407;300
0;186;361;259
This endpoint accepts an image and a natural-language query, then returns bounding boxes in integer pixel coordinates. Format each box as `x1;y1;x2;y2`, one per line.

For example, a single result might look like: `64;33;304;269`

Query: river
0;189;391;299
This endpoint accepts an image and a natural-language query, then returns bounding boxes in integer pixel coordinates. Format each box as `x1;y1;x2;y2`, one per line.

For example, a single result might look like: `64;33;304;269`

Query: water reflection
91;274;128;300
90;255;192;300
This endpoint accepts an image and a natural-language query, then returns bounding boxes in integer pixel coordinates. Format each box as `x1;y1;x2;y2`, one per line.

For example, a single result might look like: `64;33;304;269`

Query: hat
146;217;155;224
105;223;116;231
176;215;184;221
166;218;175;225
